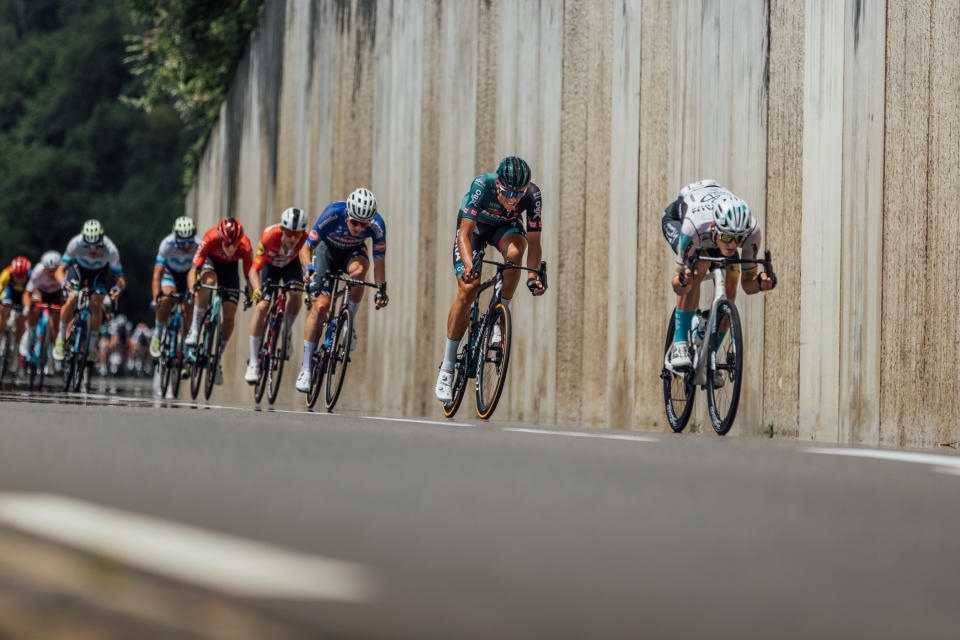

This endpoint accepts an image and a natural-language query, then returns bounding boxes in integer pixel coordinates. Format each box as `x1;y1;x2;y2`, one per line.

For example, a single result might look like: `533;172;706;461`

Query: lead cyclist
662;179;776;376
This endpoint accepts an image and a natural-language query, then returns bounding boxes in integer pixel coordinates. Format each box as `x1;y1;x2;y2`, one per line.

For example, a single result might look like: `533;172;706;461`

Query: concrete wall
186;0;960;447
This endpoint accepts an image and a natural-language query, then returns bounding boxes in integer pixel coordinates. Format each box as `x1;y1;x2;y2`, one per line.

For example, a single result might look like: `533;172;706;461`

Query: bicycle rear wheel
267;317;288;405
662;310;696;433
170;325;184;398
475;303;511;420
324;308;353;411
203;317;221;400
71;323;88;393
706;300;744;436
306;349;325;409
0;331;10;389
158;329;172;396
441;344;470;419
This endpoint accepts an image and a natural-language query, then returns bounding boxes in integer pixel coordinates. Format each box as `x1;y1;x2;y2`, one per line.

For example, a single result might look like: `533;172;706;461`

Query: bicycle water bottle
323;321;336;349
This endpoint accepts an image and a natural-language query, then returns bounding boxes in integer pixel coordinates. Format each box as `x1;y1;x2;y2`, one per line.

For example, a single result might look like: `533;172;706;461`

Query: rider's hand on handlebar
758;272;776;291
374;290;389;309
460;263;480;284
527;277;546;296
109;285;122;301
676;267;692;288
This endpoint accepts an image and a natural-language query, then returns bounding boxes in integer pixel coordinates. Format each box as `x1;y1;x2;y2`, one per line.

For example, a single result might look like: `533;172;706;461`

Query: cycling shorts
66;264;112;294
199;257;241;304
161;267;190;295
310;241;368;297
452;214;525;277
30;289;64;306
259;260;304;293
1;286;24;313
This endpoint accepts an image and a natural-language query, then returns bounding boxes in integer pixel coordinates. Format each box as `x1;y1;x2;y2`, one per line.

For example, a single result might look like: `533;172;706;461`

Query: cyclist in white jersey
20;250;65;357
150;217;198;357
661;179;775;373
52;219;125;362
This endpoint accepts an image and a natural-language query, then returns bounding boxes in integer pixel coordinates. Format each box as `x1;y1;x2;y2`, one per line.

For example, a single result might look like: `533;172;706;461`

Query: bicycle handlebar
684;249;776;283
470;249;548;287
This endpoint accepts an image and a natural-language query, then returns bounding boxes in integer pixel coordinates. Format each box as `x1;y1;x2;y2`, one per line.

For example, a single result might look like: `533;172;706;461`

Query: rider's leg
345;257;369;317
0;305;9;335
156;285;175;327
300;294;330;373
249;298;270;364
442;277;480;373
189;270;216;337
87;294;104;358
498;234;528;303
58;293;78;339
221;301;238;343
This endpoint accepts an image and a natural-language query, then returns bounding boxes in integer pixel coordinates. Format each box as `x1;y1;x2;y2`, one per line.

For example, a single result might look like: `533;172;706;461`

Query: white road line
808;447;960;474
0;493;377;602
504;428;658;442
364;415;473;428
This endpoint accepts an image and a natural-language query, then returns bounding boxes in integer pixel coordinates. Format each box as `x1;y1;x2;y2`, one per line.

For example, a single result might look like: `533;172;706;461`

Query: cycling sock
249;336;261;364
501;297;511;308
674;309;695;343
191;306;206;333
441;338;460;372
302;341;316;371
58;323;66;340
155;320;166;334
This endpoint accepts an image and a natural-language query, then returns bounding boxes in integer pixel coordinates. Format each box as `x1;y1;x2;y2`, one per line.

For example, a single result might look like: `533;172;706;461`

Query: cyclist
185;217;253;385
150;216;198;358
21;251;65;358
662;179;775;374
294;188;389;393
0;257;32;370
434;156;546;403
244;207;310;384
53;220;125;362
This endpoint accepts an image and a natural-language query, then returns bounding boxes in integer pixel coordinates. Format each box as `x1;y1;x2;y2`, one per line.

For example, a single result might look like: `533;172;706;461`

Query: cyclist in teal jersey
434;156;547;403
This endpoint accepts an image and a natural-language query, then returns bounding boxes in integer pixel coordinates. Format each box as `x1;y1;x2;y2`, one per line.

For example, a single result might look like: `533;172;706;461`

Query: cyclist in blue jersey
434;156;547;403
294;188;389;393
149;217;198;357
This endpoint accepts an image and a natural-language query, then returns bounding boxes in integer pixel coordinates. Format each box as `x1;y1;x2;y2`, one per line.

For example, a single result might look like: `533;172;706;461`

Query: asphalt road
0;387;958;639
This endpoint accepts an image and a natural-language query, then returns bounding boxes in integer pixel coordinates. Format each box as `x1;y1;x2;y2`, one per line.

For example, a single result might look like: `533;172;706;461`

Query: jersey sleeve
61;237;81;265
306;204;340;249
459;176;486;222
0;269;9;290
239;236;254;277
252;227;272;272
105;237;123;274
740;222;763;275
370;214;386;260
675;218;700;267
155;238;169;266
525;184;542;232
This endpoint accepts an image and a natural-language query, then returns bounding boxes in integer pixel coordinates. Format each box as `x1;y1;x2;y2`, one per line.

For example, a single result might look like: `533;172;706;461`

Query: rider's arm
457;218;478;277
114;274;126;293
248;263;262;296
373;257;386;287
151;264;163;300
525;231;546;295
187;267;198;291
54;264;67;285
21;288;31;312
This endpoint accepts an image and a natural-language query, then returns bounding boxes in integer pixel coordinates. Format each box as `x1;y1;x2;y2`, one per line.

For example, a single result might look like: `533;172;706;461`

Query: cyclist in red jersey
243;207;310;384
185;217;253;385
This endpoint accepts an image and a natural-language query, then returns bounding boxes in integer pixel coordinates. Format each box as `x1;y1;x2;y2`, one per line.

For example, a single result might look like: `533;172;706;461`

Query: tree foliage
125;0;265;186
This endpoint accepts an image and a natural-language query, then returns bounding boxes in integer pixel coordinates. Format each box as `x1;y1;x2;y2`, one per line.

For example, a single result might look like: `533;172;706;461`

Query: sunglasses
718;232;747;244
347;218;370;229
496;180;526;199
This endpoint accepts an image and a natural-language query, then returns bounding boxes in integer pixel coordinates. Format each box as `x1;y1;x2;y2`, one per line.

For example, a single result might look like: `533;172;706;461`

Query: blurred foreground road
0;387;958;639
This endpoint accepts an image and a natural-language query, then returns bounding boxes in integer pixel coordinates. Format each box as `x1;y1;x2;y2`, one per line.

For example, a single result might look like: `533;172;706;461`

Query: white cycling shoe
667;341;692;371
435;368;454;403
295;369;311;393
244;361;259;384
185;327;199;346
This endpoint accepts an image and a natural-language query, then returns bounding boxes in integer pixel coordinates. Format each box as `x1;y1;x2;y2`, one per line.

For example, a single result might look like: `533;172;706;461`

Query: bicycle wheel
475;302;511;420
62;328;76;392
169;325;184;399
706;299;744;436
83;360;93;393
306;348;326;409
189;320;206;400
267;315;287;405
203;316;221;400
36;334;48;392
71;323;88;393
441;344;470;419
158;329;172;396
661;310;696;433
0;331;9;389
325;308;353;411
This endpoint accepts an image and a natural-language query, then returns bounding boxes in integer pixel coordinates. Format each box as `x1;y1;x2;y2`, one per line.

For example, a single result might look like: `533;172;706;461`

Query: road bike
441;250;547;420
254;281;308;405
305;275;384;411
155;292;187;398
24;302;60;391
62;283;102;394
661;250;776;435
188;283;246;400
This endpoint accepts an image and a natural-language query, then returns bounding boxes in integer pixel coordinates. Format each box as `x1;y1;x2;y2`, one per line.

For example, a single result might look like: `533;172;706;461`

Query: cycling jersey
306;202;386;259
671;181;762;275
25;264;61;295
0;267;27;293
62;234;123;274
155;233;198;273
192;227;253;276
252;224;308;270
460;173;542;231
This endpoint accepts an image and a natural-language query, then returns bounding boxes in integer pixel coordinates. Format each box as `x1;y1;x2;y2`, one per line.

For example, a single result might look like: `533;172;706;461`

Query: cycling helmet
40;250;61;270
346;188;377;222
81;219;104;245
712;196;751;235
9;257;31;278
496;156;531;191
173;216;197;239
280;207;308;232
217;217;244;245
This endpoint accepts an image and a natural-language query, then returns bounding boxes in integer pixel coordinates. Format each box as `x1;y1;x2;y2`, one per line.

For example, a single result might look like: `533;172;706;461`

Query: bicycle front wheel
325;308;353;411
306;349;325;409
662;310;695;433
203;317;221;400
475;303;511;420
169;325;184;398
706;299;744;436
267;318;288;405
0;331;10;389
441;344;470;419
71;323;88;393
158;329;172;396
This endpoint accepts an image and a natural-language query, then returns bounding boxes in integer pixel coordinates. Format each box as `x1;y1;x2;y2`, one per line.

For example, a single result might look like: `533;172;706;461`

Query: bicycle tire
475;303;511;420
71;321;88;393
83;360;93;394
306;349;325;408
189;319;206;400
441;344;469;419
169;324;184;399
158;328;172;396
662;310;696;433
0;331;9;389
62;327;76;393
267;315;287;405
325;308;353;411
37;326;49;392
706;299;744;436
203;316;221;400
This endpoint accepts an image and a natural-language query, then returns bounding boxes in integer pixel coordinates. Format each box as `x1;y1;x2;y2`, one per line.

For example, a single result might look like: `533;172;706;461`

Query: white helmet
280;207;308;232
81;219;104;245
173;216;197;239
712;196;751;235
345;188;377;222
41;250;61;270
